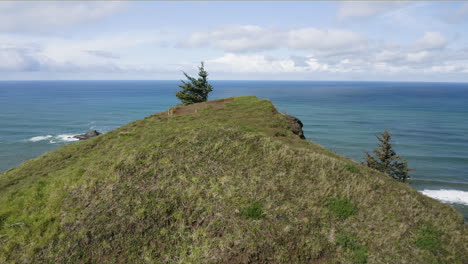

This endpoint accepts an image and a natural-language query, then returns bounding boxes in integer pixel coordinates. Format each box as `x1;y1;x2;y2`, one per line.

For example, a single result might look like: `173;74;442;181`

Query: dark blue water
1;80;467;218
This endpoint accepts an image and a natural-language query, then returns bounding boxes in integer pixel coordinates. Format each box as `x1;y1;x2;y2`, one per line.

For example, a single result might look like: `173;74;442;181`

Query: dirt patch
155;98;234;117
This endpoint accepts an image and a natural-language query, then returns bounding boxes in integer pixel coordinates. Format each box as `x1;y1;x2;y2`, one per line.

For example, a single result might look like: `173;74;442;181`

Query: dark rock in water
285;115;305;139
73;130;101;141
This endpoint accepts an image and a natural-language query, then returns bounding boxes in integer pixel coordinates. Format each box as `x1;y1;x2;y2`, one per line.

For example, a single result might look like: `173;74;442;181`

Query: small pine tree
365;130;411;182
176;62;213;105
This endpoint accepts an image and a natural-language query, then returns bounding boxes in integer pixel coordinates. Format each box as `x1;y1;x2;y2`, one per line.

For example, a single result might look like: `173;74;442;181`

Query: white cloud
202;42;468;76
0;2;126;31
406;51;431;63
428;65;466;73
181;25;367;55
0;48;41;71
180;25;281;52
2;26;463;77
375;50;404;62
207;53;329;73
413;32;447;50
337;1;408;20
205;53;383;74
0;15;466;80
86;50;120;59
40;30;165;64
0;30;167;72
207;53;298;73
287;28;367;55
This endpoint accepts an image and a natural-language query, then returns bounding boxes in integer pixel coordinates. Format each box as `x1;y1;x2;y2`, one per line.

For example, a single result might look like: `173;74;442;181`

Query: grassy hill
0;96;466;263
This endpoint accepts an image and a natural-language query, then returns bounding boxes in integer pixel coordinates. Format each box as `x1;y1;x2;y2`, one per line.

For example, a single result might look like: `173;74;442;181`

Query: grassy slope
0;96;466;263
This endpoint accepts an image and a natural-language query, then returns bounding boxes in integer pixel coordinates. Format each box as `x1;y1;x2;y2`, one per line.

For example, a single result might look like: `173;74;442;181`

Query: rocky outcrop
73;130;101;140
285;115;305;139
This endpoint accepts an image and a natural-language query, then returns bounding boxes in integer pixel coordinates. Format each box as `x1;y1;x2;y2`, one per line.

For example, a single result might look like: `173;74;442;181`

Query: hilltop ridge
0;96;466;263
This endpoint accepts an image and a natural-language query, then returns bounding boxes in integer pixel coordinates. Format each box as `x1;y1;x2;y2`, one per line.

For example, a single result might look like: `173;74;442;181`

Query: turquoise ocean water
1;80;467;218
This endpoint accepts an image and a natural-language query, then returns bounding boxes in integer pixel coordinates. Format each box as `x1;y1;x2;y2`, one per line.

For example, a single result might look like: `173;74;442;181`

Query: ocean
1;80;467;219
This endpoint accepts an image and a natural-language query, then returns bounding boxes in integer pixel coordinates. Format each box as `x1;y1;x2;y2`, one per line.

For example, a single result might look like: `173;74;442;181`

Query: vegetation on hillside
0;96;465;263
365;130;412;182
176;62;213;105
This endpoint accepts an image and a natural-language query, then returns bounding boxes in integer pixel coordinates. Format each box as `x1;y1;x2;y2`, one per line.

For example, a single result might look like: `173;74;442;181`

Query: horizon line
0;79;467;84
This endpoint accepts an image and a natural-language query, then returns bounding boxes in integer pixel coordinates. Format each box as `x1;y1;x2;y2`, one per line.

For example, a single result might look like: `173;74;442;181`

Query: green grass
325;197;358;220
0;96;466;263
345;163;360;174
336;233;368;264
242;202;264;220
415;224;443;255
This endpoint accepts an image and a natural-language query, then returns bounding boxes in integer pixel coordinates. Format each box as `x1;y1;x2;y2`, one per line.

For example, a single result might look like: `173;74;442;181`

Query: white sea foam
55;134;79;142
29;135;53;142
420;189;468;205
29;134;79;144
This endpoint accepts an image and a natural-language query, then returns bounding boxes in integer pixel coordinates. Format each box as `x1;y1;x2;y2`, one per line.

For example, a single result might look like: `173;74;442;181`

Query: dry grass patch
156;98;234;117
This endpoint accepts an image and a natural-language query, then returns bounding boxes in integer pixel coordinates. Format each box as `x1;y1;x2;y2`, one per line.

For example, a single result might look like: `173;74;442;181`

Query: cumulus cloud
180;25;367;55
201;36;468;76
204;52;397;75
0;2;126;31
3;26;461;77
207;53;296;73
413;32;447;50
206;53;329;73
337;1;408;20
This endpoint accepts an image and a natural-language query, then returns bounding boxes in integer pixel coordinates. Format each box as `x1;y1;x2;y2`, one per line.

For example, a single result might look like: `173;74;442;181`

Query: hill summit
0;96;466;263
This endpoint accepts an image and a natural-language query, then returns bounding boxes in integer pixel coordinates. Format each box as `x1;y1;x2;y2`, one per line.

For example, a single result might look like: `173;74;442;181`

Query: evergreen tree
365;130;411;182
176;62;213;105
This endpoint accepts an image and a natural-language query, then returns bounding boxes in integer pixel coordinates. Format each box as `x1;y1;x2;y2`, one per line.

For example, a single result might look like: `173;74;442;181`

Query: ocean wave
29;135;53;142
29;134;79;144
420;189;468;205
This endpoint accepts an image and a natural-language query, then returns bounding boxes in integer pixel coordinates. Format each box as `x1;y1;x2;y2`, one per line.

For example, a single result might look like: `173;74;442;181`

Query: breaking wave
28;134;79;144
420;189;468;205
29;135;53;142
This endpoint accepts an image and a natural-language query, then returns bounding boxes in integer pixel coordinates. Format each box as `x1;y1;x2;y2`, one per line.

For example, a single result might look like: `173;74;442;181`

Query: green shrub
415;224;442;255
325;198;358;220
242;202;264;220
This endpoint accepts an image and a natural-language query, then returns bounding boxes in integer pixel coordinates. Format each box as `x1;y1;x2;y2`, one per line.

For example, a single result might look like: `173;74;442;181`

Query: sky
1;1;468;82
